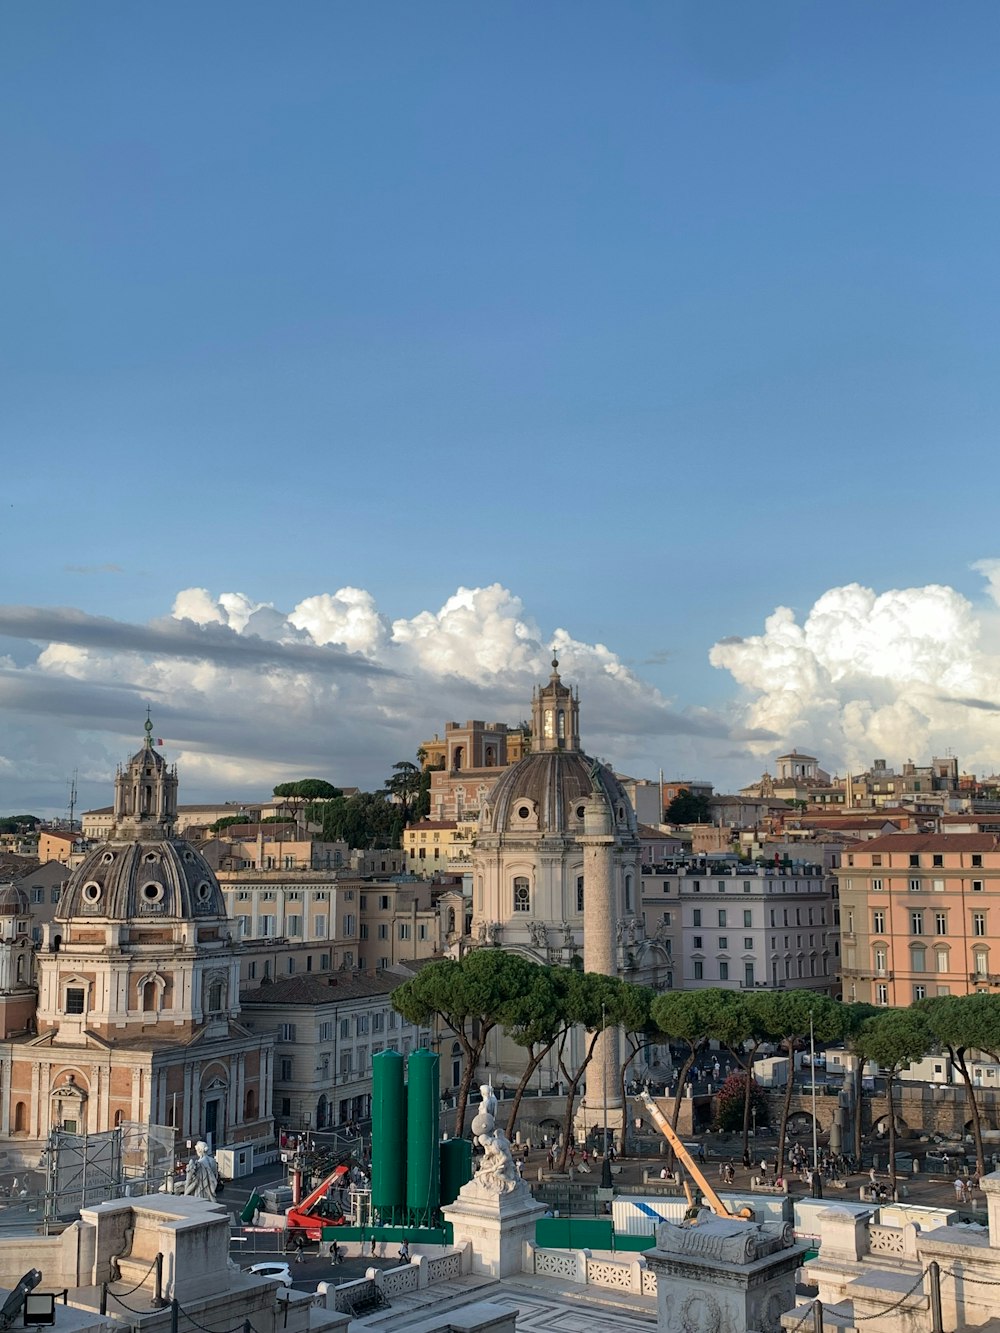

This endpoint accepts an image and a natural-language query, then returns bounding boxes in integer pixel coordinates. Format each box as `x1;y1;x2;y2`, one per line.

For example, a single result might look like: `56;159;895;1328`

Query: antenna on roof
67;770;78;831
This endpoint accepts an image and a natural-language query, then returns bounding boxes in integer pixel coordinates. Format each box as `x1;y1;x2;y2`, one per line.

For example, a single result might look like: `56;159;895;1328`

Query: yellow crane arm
636;1090;752;1222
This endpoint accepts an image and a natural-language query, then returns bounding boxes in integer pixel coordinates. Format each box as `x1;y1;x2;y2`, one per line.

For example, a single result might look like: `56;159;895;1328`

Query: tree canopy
272;779;342;800
664;789;712;824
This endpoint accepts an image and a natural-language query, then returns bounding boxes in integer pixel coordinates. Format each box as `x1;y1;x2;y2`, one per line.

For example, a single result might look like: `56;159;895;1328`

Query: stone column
580;790;622;1135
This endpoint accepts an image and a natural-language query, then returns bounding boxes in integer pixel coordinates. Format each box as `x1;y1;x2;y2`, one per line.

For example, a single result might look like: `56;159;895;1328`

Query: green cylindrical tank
372;1050;406;1213
439;1136;472;1206
405;1048;440;1218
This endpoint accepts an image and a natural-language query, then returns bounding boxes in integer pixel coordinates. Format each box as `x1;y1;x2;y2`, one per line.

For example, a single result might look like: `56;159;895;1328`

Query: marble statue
529;921;547;948
183;1141;219;1200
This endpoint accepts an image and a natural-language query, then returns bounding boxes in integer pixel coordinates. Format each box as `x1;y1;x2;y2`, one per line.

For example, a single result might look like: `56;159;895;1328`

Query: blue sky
3;2;1000;814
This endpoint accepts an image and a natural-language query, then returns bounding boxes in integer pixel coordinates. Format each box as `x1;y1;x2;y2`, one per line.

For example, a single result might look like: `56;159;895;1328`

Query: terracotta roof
240;972;400;1006
850;832;1000;852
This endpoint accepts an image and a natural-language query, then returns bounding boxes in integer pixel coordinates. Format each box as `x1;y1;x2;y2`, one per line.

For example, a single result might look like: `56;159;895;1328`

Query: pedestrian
330;1241;341;1265
370;1236;377;1257
294;1236;305;1264
398;1241;410;1264
955;1177;965;1204
697;1143;706;1165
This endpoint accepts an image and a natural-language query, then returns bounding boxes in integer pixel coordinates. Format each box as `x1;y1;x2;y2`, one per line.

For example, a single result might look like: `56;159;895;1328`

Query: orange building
837;833;1000;1006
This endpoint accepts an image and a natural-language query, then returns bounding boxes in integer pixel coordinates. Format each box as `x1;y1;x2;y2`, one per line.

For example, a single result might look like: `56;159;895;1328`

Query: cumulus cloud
0;583;726;815
710;566;1000;778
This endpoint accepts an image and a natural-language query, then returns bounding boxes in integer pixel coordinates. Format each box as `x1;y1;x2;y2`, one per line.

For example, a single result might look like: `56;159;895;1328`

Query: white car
247;1262;293;1287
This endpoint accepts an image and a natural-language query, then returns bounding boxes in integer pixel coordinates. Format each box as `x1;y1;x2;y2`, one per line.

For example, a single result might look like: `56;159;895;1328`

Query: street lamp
810;1011;821;1199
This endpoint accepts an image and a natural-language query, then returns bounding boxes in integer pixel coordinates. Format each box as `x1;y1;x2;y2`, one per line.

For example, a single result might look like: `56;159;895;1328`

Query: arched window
544;709;554;739
576;876;584;913
207;981;224;1013
447;907;456;934
453;746;464;771
245;1088;257;1120
557;710;566;740
13;1102;25;1133
624;874;633;912
142;980;158;1012
513;877;531;913
114;1109;124;1127
15;955;24;984
485;746;496;768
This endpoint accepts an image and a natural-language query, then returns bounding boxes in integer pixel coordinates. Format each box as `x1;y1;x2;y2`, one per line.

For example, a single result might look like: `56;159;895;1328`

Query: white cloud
710;566;1000;777
0;582;720;815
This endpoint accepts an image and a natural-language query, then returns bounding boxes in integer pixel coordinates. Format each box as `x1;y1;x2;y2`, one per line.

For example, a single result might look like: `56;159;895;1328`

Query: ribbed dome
482;751;636;835
0;885;28;916
58;838;227;923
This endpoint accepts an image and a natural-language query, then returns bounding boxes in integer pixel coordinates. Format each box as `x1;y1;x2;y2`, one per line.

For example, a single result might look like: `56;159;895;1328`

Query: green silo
371;1050;406;1216
406;1048;440;1221
439;1136;472;1206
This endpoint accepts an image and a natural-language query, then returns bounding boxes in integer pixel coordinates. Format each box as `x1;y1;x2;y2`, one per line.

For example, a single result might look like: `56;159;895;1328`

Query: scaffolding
37;1121;176;1231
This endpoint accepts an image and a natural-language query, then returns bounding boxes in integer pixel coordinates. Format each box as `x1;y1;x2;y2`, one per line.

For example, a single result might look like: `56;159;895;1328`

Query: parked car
247;1262;293;1287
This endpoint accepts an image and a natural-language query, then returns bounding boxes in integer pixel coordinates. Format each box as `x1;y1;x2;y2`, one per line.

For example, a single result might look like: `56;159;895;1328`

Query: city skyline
4;2;1000;811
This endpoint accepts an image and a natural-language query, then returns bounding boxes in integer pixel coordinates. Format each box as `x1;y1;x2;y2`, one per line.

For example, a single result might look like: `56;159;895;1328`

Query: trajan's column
580;773;622;1141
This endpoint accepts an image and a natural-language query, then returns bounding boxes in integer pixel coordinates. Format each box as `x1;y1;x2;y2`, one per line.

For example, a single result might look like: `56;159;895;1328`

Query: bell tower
530;656;580;753
113;712;178;839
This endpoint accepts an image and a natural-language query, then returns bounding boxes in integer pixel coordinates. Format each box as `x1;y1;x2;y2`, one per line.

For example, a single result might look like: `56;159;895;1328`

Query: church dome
482;751;636;836
58;838;227;923
0;884;28;916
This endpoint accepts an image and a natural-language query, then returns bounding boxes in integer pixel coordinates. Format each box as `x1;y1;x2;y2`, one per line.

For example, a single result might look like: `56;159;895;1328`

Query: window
913;985;926;1001
876;983;888;1005
279;1058;293;1081
872;855;882;867
360;924;368;940
718;909;727;927
975;950;989;977
974;912;987;937
207;981;224;1012
379;895;389;910
314;916;328;937
872;878;884;892
909;879;921;893
933;879;945;892
933;854;943;867
65;987;85;1015
910;911;924;935
874;947;887;975
287;957;295;974
909;854;920;867
357;1014;369;1034
321;953;330;969
973;880;984;893
398;923;411;940
286;916;302;937
743;910;752;927
576;876;584;913
873;910;885;934
378;923;388;939
693;936;703;950
973;854;983;868
693;909;702;927
319;1021;333;1041
935;912;947;935
278;1023;296;1042
744;937;753;950
719;961;729;981
744;962;755;987
911;947;926;973
51;887;61;903
718;936;728;950
31;887;43;904
744;881;751;893
340;1018;350;1038
513;877;531;912
693;960;703;980
936;948;949;973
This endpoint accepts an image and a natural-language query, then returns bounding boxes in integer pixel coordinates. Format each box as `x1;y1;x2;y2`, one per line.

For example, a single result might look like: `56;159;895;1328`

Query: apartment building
837;833;1000;1006
239;971;433;1131
642;860;838;996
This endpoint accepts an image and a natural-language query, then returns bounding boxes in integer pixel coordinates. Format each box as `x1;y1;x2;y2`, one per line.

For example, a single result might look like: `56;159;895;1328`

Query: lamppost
810;1011;822;1198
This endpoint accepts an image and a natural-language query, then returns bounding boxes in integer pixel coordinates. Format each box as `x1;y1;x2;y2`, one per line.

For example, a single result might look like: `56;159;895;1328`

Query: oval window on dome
141;881;164;904
82;882;102;904
576;805;586;820
101;852;114;865
196;881;212;904
517;805;531;820
144;852;159;864
182;851;194;863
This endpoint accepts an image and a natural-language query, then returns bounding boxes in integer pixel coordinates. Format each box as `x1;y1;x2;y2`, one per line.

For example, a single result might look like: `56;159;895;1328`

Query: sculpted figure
183;1141;219;1200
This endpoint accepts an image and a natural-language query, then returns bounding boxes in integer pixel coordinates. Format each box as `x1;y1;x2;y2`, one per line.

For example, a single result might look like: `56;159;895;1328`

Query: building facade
837;833;1000;1006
